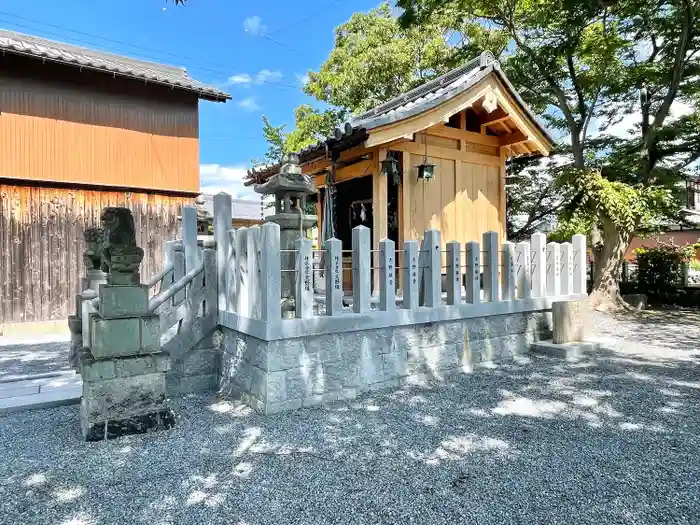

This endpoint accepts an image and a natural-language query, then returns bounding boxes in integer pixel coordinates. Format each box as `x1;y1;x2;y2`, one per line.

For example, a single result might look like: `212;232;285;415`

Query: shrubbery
635;239;700;302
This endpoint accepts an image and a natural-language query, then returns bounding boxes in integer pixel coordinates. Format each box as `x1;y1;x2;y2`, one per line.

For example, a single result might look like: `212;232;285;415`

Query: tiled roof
0;29;230;101
350;51;552;143
245;51;554;185
197;194;263;221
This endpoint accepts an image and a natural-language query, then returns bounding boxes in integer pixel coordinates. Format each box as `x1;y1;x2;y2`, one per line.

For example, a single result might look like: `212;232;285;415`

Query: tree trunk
589;218;632;311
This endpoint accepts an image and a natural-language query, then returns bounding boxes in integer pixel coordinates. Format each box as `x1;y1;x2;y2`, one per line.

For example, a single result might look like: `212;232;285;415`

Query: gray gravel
1;311;700;525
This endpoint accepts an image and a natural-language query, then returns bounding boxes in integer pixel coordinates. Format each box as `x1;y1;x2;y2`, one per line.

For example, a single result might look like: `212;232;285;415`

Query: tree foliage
303;4;460;113
255;3;461;160
398;0;698;308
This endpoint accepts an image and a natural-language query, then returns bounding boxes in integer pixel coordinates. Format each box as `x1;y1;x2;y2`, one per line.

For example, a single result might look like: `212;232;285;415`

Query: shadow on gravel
0;338;70;380
595;309;700;353
1;313;699;524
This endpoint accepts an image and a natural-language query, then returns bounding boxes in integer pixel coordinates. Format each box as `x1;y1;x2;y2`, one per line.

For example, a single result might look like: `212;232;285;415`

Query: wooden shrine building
246;52;554;288
0;29;229;328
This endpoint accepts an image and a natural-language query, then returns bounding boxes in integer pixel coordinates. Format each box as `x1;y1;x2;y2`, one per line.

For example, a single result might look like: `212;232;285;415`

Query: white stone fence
205;193;588;341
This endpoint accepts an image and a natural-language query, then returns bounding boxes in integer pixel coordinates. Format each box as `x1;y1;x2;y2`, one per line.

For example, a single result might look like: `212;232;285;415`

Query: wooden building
195;194;264;233
247;52;554;288
0;29;229;328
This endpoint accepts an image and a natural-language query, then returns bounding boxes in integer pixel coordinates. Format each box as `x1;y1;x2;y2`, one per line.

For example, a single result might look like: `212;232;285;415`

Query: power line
268;0;344;35
0;11;302;88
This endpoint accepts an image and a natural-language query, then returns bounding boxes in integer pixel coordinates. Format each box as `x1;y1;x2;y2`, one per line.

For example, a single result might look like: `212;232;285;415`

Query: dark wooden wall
0;182;191;324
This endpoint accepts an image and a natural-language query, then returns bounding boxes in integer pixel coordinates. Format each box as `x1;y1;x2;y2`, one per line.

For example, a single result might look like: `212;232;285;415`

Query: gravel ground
1;311;699;525
0;334;70;380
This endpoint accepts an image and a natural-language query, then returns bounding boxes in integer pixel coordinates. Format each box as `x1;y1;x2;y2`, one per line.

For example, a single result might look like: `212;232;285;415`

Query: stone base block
80;365;172;441
98;285;150;317
90;314;161;359
81;407;175;441
552;299;590;344
530;340;600;360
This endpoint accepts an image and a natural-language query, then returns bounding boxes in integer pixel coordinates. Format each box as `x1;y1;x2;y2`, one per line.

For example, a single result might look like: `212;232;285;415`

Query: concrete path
0;371;81;414
0;335;80;413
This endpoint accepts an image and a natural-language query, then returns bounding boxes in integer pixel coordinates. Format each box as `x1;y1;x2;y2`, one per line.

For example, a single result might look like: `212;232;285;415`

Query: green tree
254;116;286;167
257;3;461;159
399;0;698;309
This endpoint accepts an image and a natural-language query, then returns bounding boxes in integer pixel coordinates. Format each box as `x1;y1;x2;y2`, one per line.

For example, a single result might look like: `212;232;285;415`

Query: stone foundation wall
219;311;553;414
165;330;221;395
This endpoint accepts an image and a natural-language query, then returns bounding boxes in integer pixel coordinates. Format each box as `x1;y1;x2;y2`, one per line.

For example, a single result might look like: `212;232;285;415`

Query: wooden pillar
315;190;323;247
373;148;388;294
499;148;507;243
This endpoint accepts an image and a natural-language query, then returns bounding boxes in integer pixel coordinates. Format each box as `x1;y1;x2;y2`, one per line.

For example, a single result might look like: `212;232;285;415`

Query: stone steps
0;371;81;414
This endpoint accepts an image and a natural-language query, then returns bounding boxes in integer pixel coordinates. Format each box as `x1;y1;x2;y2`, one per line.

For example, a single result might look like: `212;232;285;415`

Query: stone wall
165;329;221;396
219;310;553;414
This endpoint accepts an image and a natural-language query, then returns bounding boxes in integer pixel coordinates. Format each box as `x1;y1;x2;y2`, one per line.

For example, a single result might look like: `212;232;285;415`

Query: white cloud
199;164;259;199
256;69;282;83
237;97;260;112
594;100;696;139
228;73;253;85
227;70;283;86
295;73;310;86
243;16;266;36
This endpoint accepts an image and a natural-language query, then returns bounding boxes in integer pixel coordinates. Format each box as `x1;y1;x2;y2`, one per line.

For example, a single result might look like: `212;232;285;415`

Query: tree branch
645;0;695;158
566;43;587;129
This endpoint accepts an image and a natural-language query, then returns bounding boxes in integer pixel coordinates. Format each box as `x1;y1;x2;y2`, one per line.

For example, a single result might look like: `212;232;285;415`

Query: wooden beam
426;124;500;146
314;159;373;188
499;130;528;147
401;150;412;254
480;108;509;126
301;145;376;175
490;81;550;155
500;148;507;242
459;110;466;131
390;140;502;168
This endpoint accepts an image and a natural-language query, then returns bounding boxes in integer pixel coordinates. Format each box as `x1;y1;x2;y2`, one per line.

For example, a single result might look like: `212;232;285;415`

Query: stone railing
211;190;587;341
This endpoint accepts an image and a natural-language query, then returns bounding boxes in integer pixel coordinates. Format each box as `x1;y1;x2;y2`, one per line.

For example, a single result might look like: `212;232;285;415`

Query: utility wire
267;0;344;35
0;11;301;88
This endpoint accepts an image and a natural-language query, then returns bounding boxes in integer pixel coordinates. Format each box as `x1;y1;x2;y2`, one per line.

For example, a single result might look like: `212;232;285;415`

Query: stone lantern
255;153;317;317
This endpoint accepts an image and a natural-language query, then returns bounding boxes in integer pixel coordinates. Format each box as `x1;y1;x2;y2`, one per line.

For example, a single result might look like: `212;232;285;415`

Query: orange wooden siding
0;73;199;193
0;183;190;324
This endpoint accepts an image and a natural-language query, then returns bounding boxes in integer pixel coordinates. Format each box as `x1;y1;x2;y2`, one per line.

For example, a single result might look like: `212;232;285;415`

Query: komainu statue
100;207;144;285
82;228;105;271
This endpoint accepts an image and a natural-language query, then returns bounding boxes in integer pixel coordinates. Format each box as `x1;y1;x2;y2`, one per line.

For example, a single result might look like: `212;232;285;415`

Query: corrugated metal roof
0;29;230;101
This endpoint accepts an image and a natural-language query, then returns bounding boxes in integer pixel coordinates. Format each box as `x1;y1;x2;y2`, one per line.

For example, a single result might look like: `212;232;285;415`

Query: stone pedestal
80;284;172;440
77;207;174;441
530;299;597;360
79;349;173;441
552;299;589;344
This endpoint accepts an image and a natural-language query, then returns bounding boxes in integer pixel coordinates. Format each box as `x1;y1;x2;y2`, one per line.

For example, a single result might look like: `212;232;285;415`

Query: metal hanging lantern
417;132;435;180
417;163;435;180
381;154;401;185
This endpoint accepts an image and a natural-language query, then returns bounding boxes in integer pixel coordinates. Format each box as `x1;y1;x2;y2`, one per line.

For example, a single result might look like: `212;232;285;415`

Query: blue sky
0;0;379;198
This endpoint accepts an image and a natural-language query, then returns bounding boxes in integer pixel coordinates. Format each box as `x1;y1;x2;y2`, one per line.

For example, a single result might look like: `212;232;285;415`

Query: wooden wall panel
0;74;199;193
404;153;503;257
0;184;189;324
